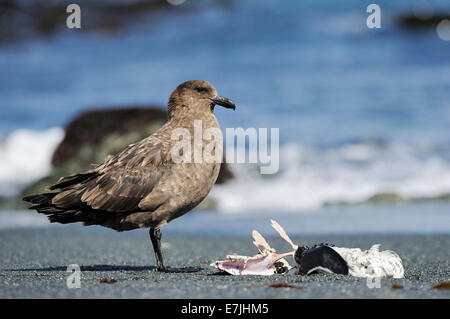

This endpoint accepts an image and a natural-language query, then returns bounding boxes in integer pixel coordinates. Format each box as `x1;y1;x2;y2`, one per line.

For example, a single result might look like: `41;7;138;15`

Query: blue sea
0;0;449;233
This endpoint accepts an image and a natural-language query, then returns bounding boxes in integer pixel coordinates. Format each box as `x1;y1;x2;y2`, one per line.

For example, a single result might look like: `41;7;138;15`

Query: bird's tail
22;171;98;225
23;192;133;231
23;192;57;206
23;192;84;224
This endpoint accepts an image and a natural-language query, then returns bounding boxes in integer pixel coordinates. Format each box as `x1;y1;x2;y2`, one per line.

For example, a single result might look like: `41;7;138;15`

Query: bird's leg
149;227;202;273
149;228;166;272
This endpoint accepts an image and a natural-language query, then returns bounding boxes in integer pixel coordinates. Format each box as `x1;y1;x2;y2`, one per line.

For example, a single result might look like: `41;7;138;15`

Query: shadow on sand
4;265;157;272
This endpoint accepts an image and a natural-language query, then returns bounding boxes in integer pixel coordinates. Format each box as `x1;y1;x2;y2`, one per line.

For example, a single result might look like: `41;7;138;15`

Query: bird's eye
195;87;208;93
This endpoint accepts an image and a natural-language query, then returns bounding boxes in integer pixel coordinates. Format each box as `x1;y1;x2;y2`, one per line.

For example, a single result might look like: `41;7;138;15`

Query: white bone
252;230;272;253
211;251;294;276
271;219;298;250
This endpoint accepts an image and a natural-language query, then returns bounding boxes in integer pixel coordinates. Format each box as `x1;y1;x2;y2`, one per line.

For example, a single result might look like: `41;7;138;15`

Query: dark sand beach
1;224;448;299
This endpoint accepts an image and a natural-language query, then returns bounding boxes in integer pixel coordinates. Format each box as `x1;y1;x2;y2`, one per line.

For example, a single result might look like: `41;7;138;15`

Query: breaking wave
1;127;449;214
211;141;450;213
0;127;64;196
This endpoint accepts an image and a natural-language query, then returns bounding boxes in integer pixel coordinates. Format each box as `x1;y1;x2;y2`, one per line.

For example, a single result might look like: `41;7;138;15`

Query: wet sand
0;226;449;298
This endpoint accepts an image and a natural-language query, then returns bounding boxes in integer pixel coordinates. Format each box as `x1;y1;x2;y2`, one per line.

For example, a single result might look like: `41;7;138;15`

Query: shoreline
1;203;449;236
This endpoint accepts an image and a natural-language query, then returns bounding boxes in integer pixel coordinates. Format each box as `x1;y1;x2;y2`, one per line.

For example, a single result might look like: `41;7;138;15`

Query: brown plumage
23;80;236;272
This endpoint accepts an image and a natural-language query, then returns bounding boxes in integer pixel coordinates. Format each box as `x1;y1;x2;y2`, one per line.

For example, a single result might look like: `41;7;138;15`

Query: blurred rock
52;107;167;166
364;193;406;204
196;196;218;210
0;0;172;42
411;193;450;203
395;12;450;30
216;161;233;184
324;192;450;207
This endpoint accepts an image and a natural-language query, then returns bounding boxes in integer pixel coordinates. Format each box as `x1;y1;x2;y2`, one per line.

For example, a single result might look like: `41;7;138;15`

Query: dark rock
0;0;172;42
395;12;450;30
410;193;450;203
52;107;167;166
364;193;405;204
216;161;234;184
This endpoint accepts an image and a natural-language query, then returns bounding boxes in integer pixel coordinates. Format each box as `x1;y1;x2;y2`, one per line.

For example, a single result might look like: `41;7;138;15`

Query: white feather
332;244;404;278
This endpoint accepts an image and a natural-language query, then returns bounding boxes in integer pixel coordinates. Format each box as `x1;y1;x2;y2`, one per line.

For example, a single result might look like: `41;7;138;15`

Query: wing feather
52;140;168;213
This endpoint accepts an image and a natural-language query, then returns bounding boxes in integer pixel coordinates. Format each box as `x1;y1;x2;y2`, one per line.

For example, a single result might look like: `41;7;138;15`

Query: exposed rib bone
252;230;272;253
271;219;298;250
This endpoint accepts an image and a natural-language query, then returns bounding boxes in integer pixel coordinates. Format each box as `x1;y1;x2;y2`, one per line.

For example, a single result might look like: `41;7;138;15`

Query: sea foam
1;128;450;214
211;141;450;213
0;127;64;196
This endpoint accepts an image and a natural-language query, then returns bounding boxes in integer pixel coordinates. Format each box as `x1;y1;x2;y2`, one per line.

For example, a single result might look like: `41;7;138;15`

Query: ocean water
2;203;450;235
0;0;450;228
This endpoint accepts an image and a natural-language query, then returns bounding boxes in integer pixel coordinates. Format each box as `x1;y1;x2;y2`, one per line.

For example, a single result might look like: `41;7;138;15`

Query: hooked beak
210;95;236;110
